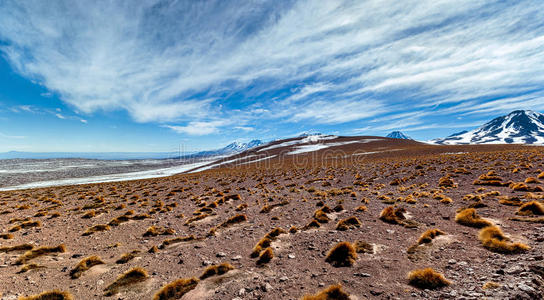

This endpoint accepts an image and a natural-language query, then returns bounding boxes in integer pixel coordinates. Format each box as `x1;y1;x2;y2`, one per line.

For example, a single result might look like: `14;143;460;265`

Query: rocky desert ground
0;137;543;299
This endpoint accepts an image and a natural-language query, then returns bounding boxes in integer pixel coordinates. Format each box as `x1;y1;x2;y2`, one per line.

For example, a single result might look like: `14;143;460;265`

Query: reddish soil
0;137;543;299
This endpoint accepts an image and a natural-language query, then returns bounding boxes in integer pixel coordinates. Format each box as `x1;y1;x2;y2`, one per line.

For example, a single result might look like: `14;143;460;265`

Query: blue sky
1;0;544;152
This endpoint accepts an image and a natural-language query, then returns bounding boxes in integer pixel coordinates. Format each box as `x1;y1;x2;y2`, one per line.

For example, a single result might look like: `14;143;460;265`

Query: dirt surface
0;137;543;299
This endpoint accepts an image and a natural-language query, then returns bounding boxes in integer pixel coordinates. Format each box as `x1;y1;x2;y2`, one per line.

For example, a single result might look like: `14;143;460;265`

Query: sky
1;0;544;152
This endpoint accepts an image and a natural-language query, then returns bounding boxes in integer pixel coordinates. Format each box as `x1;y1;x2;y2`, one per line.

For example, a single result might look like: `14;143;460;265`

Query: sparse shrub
482;281;501;290
18;290;74;300
159;236;197;249
478;225;530;254
104;267;149;296
82;224;111;236
256;247;273;265
302;284;350;300
325;242;357;267
438;176;455;188
251;237;271;258
355;205;367;212
15;244;66;265
516;201;544;216
116;250;140;264
454;208;492;228
336;216;361;231
17;263;45;273
265;227;287;239
407;268;450;289
525;177;541;184
152;277;199;300
143;226;175;237
302;219;321;230
289;226;298;233
417;229;445;245
313;210;330;223
200;262;235;280
0;233;13;239
379;206;406;225
354;241;374;254
0;243;34;253
70;255;105;279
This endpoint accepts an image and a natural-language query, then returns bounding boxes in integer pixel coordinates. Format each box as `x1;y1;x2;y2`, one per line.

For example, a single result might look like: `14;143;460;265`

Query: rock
518;283;536;294
262;283;273;292
288;254;295;259
279;276;288;282
237;288;246;296
232;255;242;261
506;265;524;274
202;260;213;266
448;259;457;265
216;252;227;257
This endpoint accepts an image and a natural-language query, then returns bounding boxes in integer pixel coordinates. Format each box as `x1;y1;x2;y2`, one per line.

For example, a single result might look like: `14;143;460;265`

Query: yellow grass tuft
199;262;235;280
302;284;350;300
152;277;199;300
70;256;105;279
18;290;74;300
408;268;451;289
325;242;357;267
478;225;530;254
256;247;274;265
336;216;361;231
104;267;149;296
454;208;492;228
516;201;544;216
82;224;111;236
417;229;445;245
15;244;66;265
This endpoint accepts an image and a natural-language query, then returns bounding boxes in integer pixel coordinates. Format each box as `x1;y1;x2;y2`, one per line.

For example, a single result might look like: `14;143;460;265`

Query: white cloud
0;0;543;127
164;121;229;136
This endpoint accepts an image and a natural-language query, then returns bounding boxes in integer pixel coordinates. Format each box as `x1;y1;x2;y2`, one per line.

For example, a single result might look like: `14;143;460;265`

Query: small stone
232;255;242;261
448;259;457;265
202;260;213;266
288;254;295;259
279;276;289;282
216;252;227;257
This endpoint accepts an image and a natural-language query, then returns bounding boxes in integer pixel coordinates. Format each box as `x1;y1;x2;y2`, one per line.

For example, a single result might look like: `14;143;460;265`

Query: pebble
279;276;289;282
232;255;242;261
216;252;227;257
288;254;295;259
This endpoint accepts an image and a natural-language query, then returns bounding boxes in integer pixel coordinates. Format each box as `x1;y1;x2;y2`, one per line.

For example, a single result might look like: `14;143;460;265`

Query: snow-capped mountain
386;131;412;140
184;140;264;158
431;110;544;145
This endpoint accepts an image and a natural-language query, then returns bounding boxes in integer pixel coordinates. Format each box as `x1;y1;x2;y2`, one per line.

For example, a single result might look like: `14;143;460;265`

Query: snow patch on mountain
430;110;544;145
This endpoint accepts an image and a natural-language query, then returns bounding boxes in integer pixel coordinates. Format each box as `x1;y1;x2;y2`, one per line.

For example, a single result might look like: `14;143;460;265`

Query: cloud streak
0;0;543;135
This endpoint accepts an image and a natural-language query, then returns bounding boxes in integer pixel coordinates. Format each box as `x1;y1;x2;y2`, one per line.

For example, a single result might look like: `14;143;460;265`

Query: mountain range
430;110;544;145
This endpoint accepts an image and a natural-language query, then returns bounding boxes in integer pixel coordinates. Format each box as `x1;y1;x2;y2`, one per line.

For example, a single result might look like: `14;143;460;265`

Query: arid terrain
0;136;543;299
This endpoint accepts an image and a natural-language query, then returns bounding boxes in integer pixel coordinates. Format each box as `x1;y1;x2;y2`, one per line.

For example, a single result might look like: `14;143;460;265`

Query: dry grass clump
152;277;199;300
0;243;34;253
81;210;96;219
313;209;330;223
325;242;357;267
289;226;298;233
417;229;445;245
82;224;111;236
516;201;544;216
184;213;210;225
17;263;45;273
482;281;501;290
301;284;350;300
454;208;492;228
15;244;66;265
0;233;14;239
70;255;105;278
159;235;197;249
256;247;274;265
354;240;374;254
18;290;74;300
199;262;235;280
355;205;367;212
379;206;406;225
9;220;41;232
209;214;248;236
336;216;361;231
438;175;455;188
509;216;544;223
498;196;523;206
478;225;530;254
302;219;321;230
116;250;140;264
143;225;176;237
264;227;287;239
251;237;272;258
104;267;149;296
407;268;451;289
510;182;544;192
108;214;131;226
